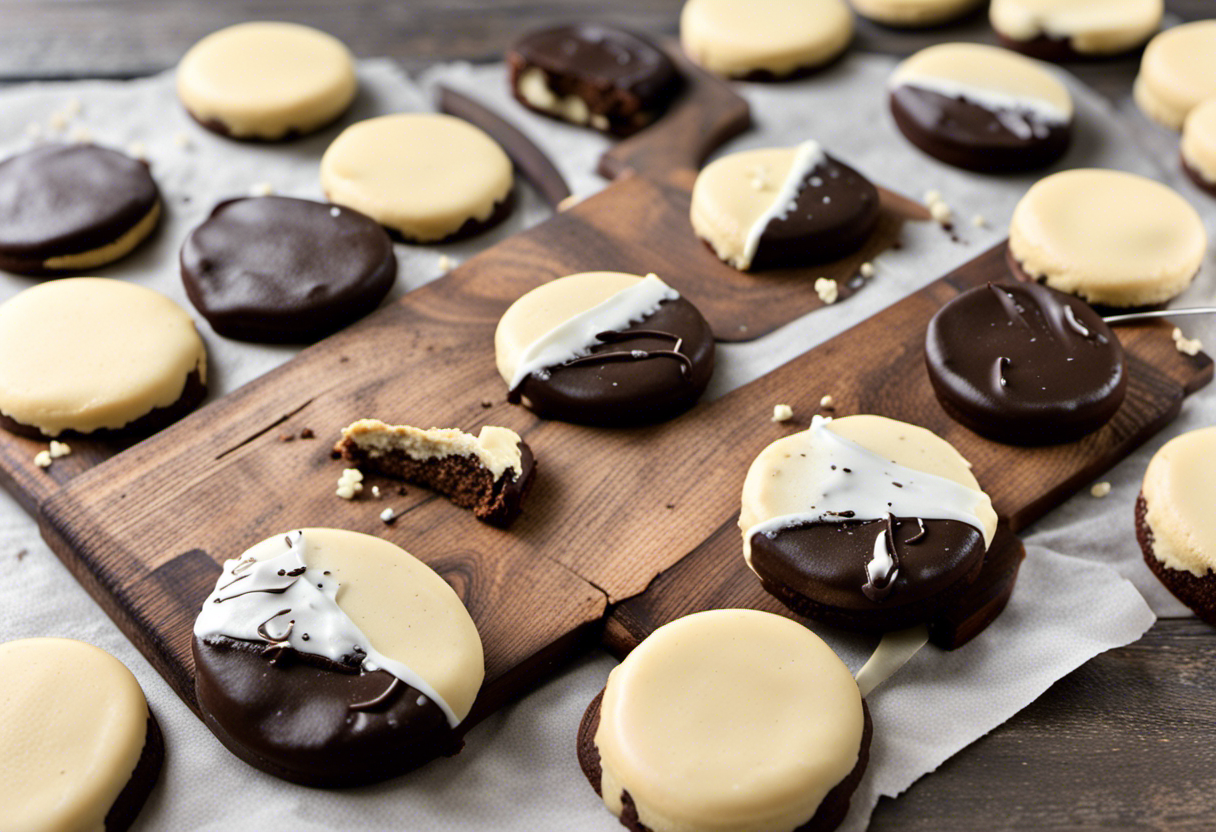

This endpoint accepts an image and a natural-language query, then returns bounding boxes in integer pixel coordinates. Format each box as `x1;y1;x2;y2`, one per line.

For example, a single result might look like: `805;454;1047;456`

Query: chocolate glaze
925;282;1127;444
104;714;164;832
193;635;462;787
890;86;1072;173
1136;493;1216;627
181;196;396;343
509;297;714;426
750;516;987;633
508;24;682;137
993;31;1146;62
0;144;160;274
385;189;516;245
1182;153;1216;199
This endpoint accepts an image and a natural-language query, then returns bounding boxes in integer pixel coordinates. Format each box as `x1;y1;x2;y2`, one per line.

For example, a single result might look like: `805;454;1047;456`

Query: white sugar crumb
250;181;275;197
1090;482;1112;498
371;485;381;498
173;132;192;149
749;164;772;191
33;450;52;469
924;189;942;205
329;206;341;217
972;214;988;229
930;200;953;226
49;441;71;459
336;468;364;500
820;394;835;409
859;262;875;279
48;112;68;131
772;404;794;422
68;126;92;144
814;277;839;305
1173;327;1203;356
379;507;396;523
126;141;148;160
438;254;455;271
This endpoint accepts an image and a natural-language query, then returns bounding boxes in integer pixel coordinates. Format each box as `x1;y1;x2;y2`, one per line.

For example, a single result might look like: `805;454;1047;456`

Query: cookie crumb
329;206;341;217
1173;327;1203;357
480;400;493;408
771;404;794;422
63;98;82;118
379;507;396;524
33;450;52;468
126;141;148;161
924;189;942;205
1090;481;1112;498
749;164;772;191
665;503;675;510
68;125;92;144
336;468;364;500
249;181;275;197
48;112;69;131
438;254;455;272
278;433;295;442
859;262;875;279
49;441;71;459
371;485;381;499
820;394;835;410
814;277;839;305
971;214;988;229
15;549;27;562
930;200;953;226
173;131;192;149
299;428;314;439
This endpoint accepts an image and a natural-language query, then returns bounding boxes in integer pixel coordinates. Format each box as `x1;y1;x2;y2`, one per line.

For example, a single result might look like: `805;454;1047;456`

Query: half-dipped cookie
321;114;514;244
889;44;1073;173
508;24;681;137
0;144;160;276
1008;169;1206;307
0;638;163;832
740;415;999;633
691;141;879;271
181;196;396;343
335;419;537;527
1135;21;1216;130
991;0;1162;61
495;272;714;426
193;528;485;786
0;278;206;438
580;609;870;832
1182;97;1216;198
926;282;1126;445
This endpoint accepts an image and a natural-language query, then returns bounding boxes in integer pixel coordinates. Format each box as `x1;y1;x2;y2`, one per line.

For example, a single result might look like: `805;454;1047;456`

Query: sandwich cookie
180;196;396;343
0;638;163;832
889;43;1073;173
848;0;984;29
508;24;682;137
1182;97;1216;197
177;22;357;141
579;609;870;832
1134;21;1216;130
691;141;879;271
740;415;999;633
0;144;160;276
1137;427;1216;626
495;272;714;426
1008;169;1206;307
193;528;485;786
321;113;514;244
0;278;206;439
680;0;853;80
925;282;1127;445
990;0;1162;61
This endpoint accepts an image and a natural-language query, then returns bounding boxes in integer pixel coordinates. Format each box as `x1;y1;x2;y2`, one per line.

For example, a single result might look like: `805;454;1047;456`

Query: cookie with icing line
849;0;984;28
1182;97;1216;197
925;282;1127;445
990;0;1162;61
495;272;714;426
335;419;536;527
579;609;870;832
181;196;396;343
0;144;160;276
508;24;681;137
321;114;514;244
0;638;163;832
192;528;485;786
691;141;879;271
889;44;1073;173
1008;169;1206;307
177;22;357;141
740;415;999;633
1135;21;1216;130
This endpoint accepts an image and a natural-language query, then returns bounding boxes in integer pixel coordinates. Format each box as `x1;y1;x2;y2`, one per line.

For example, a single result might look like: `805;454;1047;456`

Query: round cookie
0;278;206;438
1008;168;1206;307
691;141;879;271
1182;97;1216;197
925;282;1127;445
507;24;682;137
1134;21;1216;130
990;0;1162;61
680;0;854;80
1137;427;1216;626
181;196;396;343
494;272;715;427
0;638;163;832
889;43;1074;173
193;528;485;787
321;113;514;244
579;609;871;832
177;22;357;141
849;0;984;29
740;415;999;633
0;144;160;276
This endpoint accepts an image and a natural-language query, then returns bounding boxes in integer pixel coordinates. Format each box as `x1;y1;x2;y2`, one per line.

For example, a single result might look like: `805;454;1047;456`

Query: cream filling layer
42;201;161;271
340;418;523;481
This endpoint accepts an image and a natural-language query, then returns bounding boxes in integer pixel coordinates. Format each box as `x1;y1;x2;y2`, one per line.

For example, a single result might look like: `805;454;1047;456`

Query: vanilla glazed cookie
849;0;984;29
579;609;871;832
990;0;1162;61
1134;21;1216;130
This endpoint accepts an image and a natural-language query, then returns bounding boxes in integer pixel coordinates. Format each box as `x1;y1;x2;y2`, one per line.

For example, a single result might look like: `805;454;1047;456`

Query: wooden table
1;2;1213;829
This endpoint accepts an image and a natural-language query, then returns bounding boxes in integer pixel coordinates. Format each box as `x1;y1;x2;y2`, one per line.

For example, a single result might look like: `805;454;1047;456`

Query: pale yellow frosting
339;418;523;481
0;638;150;832
850;0;983;28
1182;97;1216;185
991;0;1162;55
680;0;853;78
595;609;864;832
0;278;206;436
42;202;161;271
177;22;357;140
1143;427;1216;577
320;114;513;243
1009;169;1206;306
1134;21;1216;130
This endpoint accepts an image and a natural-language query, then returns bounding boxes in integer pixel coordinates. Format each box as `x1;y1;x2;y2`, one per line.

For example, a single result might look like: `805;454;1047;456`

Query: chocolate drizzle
558;329;692;376
862;514;901;602
349;677;405;713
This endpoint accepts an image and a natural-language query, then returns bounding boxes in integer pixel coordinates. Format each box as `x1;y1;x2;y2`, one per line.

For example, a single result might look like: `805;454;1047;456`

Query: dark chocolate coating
890;86;1072;173
1183;153;1216;200
1136;492;1216;627
750;517;987;633
508;24;682;137
510;297;715;426
104;714;164;832
750;155;880;269
181;196;396;343
994;31;1148;62
193;636;462;787
0;143;160;275
577;690;872;832
386;189;516;246
925;282;1127;445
